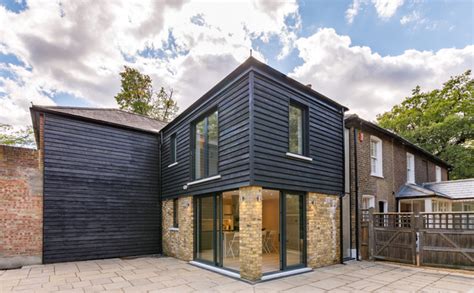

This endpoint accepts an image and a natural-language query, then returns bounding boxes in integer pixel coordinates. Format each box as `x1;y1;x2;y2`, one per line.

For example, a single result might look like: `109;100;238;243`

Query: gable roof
423;179;474;200
345;114;451;169
30;105;167;134
161;56;348;132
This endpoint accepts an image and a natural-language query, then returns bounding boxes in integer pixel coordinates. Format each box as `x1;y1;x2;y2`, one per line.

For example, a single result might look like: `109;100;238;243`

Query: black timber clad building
31;57;348;277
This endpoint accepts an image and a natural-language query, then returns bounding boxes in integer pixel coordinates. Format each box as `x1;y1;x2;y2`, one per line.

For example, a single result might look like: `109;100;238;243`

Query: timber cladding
42;114;161;263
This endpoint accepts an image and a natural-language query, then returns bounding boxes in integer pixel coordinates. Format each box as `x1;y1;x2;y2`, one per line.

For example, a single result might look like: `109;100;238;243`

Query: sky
0;0;473;128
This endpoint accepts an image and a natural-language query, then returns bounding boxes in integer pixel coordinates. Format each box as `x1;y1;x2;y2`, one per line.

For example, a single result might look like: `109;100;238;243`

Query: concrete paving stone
309;278;348;290
57;283;73;290
11;282;43;291
65;277;81;283
71;280;92;288
161;277;189;288
122;282;167;293
90;277;113;285
345;279;386;290
186;280;220;290
283;284;326;292
103;280;132;290
149;284;194;293
212;281;254;293
129;278;152;286
282;274;320;286
148;275;175;283
110;276;126;283
82;285;105;292
430;280;474;292
18;276;50;285
79;272;117;281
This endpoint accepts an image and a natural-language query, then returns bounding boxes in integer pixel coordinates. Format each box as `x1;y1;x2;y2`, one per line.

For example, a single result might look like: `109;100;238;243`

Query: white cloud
400;11;422;25
0;0;299;127
290;28;474;120
346;0;404;23
372;0;404;19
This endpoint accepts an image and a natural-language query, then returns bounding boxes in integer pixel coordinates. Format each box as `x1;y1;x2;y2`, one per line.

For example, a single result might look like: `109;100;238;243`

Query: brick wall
162;196;194;261
239;186;263;281
307;193;340;268
0;145;42;269
347;123;449;255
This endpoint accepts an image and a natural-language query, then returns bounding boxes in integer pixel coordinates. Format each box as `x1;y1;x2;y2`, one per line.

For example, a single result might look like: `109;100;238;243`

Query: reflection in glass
285;193;304;267
196;196;214;263
289;104;303;154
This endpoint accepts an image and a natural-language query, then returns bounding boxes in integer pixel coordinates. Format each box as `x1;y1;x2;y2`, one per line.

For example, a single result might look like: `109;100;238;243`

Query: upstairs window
194;110;218;179
370;136;383;177
406;153;415;183
289;102;307;155
435;166;442;182
173;198;179;228
170;134;177;163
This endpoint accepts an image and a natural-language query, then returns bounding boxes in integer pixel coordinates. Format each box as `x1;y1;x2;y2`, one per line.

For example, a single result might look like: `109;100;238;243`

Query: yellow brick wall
239;186;263;281
307;192;341;268
162;196;194;261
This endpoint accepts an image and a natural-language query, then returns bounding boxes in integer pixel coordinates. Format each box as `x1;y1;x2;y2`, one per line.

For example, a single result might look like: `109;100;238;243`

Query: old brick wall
307;193;340;268
0;145;42;268
239;186;262;281
162;196;193;261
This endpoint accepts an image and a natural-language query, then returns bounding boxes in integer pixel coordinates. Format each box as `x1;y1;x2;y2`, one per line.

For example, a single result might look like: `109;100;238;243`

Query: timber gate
365;210;474;270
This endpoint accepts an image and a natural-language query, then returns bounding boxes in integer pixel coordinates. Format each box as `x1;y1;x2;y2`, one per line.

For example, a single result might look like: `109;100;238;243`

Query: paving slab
1;257;473;292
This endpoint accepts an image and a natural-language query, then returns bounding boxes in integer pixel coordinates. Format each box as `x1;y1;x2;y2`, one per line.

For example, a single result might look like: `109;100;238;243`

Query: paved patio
0;257;473;292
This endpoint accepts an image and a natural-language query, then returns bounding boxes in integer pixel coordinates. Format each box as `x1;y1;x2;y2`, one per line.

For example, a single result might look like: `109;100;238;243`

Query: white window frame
435;166;442;182
362;195;375;209
370;136;383;177
406;153;415;183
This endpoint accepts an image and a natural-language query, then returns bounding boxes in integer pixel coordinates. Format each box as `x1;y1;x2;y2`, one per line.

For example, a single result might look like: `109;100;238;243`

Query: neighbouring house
16;57;348;282
343;114;452;260
397;179;474;212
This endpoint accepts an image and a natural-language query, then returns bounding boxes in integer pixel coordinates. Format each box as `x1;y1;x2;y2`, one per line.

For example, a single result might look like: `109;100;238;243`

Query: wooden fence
362;210;474;270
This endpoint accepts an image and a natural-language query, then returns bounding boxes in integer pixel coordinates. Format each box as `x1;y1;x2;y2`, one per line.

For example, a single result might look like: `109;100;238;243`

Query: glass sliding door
196;195;215;263
283;192;305;268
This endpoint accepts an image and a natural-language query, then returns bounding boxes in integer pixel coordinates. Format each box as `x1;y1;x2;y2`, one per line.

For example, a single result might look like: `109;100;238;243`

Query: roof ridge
424;178;474;185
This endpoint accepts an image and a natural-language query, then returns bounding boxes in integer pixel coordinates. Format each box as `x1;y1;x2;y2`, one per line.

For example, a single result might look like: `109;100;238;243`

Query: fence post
368;207;375;261
413;212;419;266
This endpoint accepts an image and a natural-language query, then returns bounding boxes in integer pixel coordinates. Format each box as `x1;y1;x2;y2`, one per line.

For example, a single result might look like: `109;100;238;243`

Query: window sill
285;152;313;162
370;173;384;179
168;162;178;168
169;227;179;232
186;175;221;187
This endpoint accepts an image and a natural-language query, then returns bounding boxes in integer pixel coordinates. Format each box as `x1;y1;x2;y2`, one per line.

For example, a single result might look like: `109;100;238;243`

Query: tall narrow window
435;166;442;182
289;102;306;155
173;198;179;228
406;153;415;183
194;110;218;179
370;136;383;177
170;134;177;163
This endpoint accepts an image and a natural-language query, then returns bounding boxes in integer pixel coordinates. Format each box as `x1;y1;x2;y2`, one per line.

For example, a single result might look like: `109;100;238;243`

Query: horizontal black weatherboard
43;113;160;263
252;72;344;195
161;75;251;198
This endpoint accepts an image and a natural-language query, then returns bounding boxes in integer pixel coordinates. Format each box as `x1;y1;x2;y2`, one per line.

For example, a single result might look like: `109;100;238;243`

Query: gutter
353;127;360;261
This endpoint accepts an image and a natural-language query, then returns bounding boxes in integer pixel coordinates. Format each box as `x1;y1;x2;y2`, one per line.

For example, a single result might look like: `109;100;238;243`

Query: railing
421;212;474;230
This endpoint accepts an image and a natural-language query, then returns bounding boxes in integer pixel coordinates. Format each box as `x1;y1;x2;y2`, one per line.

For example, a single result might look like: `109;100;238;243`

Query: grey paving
0;257;473;292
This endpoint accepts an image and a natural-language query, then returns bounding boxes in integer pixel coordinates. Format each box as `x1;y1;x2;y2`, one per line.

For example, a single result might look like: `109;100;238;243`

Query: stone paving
0;257;473;292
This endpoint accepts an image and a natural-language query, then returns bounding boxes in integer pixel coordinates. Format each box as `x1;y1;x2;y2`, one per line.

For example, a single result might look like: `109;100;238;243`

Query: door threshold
261;267;313;281
189;261;240;279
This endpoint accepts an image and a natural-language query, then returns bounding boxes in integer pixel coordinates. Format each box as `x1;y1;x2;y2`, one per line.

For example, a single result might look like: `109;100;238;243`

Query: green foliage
0;124;36;148
114;66;179;122
377;70;474;179
152;87;179;122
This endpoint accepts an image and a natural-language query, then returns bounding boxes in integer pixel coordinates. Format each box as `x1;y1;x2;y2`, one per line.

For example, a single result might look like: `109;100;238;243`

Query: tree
114;66;179;122
152;87;178;122
377;70;474;179
0;124;36;148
